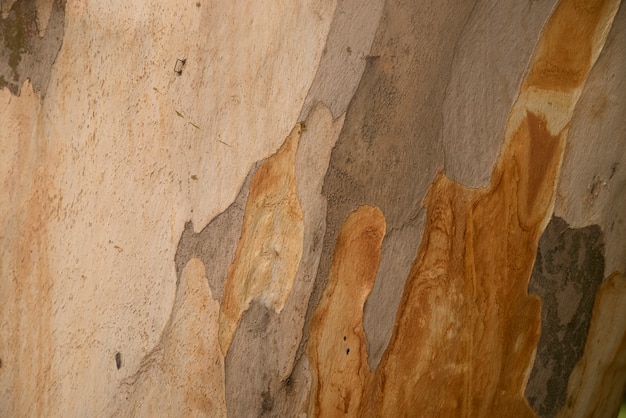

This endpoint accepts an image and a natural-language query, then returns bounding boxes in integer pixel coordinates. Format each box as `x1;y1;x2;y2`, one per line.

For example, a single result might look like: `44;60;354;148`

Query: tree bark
1;0;625;416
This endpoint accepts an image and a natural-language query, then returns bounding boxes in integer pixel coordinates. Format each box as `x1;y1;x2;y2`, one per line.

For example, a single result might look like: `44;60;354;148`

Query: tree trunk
1;0;625;416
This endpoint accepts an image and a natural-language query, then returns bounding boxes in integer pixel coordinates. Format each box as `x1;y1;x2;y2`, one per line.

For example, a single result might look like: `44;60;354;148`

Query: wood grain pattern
524;0;614;92
308;0;621;416
0;0;623;415
221;104;345;418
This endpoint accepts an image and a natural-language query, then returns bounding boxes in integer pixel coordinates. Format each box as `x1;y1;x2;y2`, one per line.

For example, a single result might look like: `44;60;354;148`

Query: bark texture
1;0;625;417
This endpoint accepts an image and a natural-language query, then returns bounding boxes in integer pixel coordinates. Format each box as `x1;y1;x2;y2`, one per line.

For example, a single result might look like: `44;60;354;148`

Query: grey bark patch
174;163;258;302
0;0;65;96
364;208;425;369
525;216;605;417
219;106;341;417
554;4;626;278
224;301;276;417
441;0;558;188
225;297;312;417
299;0;384;120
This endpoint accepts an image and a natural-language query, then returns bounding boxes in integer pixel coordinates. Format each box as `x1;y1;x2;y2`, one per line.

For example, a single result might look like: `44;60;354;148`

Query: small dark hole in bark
115;352;122;370
346;348;350;355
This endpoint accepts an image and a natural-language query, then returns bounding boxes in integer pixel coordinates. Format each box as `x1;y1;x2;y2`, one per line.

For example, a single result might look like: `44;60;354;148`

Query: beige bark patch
220;104;346;418
0;1;336;414
0;81;58;417
110;258;225;417
219;124;305;355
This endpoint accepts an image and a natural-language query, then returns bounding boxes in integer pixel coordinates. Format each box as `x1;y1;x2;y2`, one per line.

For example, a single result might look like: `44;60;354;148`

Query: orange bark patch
524;0;614;91
507;110;565;228
363;176;475;416
219;124;305;355
309;205;385;417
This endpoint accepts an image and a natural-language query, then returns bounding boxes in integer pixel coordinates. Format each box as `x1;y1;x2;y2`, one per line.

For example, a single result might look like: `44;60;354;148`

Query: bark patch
0;0;65;96
526;216;605;417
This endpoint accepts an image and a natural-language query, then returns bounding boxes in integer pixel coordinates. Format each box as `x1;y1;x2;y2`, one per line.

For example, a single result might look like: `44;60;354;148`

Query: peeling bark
309;205;385;416
557;272;626;418
1;0;624;416
109;258;225;417
219;124;305;355
308;0;621;416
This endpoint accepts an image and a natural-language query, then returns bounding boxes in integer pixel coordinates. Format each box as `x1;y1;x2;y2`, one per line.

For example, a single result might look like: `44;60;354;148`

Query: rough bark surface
526;216;605;417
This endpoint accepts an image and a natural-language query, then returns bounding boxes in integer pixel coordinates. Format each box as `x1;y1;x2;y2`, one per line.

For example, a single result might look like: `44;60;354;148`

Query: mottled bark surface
0;0;65;96
526;217;605;417
1;0;624;416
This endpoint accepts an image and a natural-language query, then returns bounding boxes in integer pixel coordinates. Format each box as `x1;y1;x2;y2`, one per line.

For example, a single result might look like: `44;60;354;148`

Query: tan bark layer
524;0;615;92
0;0;622;415
1;2;336;414
221;104;345;417
219;124;305;355
365;118;548;416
